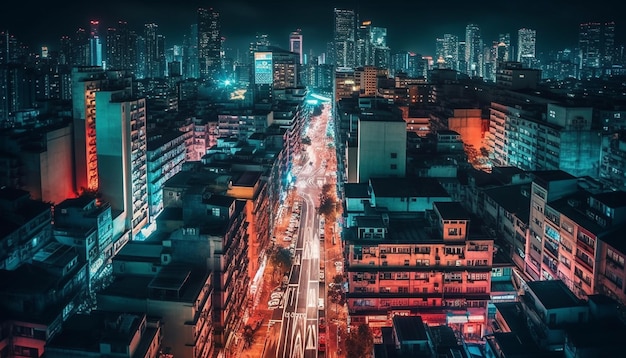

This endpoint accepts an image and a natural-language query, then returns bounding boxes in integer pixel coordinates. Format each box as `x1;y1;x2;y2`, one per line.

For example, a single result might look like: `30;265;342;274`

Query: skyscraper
498;33;511;62
89;20;102;66
289;29;303;64
465;23;483;78
435;34;459;70
356;20;372;67
198;7;222;81
371;26;390;71
105;21;138;73
579;21;615;78
334;8;356;68
183;24;199;79
517;28;536;68
95;86;148;239
143;23;165;79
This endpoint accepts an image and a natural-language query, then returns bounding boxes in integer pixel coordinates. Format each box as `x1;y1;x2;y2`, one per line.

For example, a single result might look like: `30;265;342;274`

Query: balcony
576;237;595;254
606;257;624;271
575;255;594;272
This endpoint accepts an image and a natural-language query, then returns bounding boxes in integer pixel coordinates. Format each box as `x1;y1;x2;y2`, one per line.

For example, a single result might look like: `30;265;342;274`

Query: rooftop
393;315;428;342
369;177;450;199
435;201;470;220
231;170;262;187
113;242;163;263
344;183;370;198
483;184;531;221
0;263;57;295
592;190;626;209
564;319;626;350
204;193;235;208
597;224;626;256
526;280;584;310
531;170;577;188
46;311;145;352
147;130;186;151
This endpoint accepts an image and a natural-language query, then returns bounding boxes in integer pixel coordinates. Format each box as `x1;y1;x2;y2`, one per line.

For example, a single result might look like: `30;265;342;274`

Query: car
318;298;324;310
268;298;280;307
319;270;325;280
271;292;283;300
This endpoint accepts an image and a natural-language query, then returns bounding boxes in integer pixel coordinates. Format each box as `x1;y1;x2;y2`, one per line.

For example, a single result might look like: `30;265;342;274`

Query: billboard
254;52;273;84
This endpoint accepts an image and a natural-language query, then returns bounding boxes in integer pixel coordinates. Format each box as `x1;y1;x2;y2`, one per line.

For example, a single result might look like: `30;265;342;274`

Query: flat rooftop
526;280;584;310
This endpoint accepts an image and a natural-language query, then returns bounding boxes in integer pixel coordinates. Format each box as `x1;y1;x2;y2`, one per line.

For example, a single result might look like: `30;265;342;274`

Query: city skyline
2;0;623;58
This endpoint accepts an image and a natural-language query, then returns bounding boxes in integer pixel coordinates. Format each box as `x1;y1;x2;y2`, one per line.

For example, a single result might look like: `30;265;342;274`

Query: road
262;102;333;358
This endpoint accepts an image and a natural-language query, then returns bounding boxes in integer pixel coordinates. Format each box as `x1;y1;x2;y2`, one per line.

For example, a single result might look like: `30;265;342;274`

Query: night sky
2;0;622;57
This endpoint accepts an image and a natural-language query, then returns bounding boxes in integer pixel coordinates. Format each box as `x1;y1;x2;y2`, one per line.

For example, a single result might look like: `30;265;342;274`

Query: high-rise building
517;28;536;68
371;26;390;71
579;21;615;78
289;29;303;64
198;7;222;81
252;47;299;101
334;8;356;68
95;87;148;239
183;24;199;79
498;33;511;62
356;20;373;67
105;21;136;72
89;20;103;66
72;67;105;192
465;23;483;78
357;112;407;183
143;23;165;79
457;41;467;75
71;27;90;66
435;34;459;70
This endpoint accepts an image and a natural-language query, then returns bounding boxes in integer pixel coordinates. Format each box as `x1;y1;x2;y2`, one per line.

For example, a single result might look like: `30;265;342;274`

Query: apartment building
345;201;493;341
54;194;114;289
0;242;87;358
525;170;626;303
488;101;601;178
98;242;216;358
45;311;162;358
146;130;187;220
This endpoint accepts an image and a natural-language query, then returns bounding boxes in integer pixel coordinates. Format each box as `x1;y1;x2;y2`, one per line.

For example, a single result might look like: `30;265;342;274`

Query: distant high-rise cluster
579;21;615;78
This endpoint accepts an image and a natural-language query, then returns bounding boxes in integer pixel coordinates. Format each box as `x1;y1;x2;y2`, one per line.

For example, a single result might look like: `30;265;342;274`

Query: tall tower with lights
289;29;303;64
334;8;356;68
198;7;222;81
517;28;536;68
579;21;615;78
465;23;483;78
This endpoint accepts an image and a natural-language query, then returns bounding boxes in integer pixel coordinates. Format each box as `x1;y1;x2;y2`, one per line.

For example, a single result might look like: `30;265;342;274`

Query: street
261;101;344;358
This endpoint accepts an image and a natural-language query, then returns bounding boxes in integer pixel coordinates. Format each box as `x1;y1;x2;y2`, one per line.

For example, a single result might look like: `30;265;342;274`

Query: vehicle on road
319;270;324;280
318;298;324;310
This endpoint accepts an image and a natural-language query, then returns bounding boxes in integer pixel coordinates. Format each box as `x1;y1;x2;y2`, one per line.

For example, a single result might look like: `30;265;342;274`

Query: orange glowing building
344;201;493;342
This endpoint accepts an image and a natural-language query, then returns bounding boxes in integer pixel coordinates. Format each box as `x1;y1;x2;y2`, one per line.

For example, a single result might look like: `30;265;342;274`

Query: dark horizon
2;0;624;58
